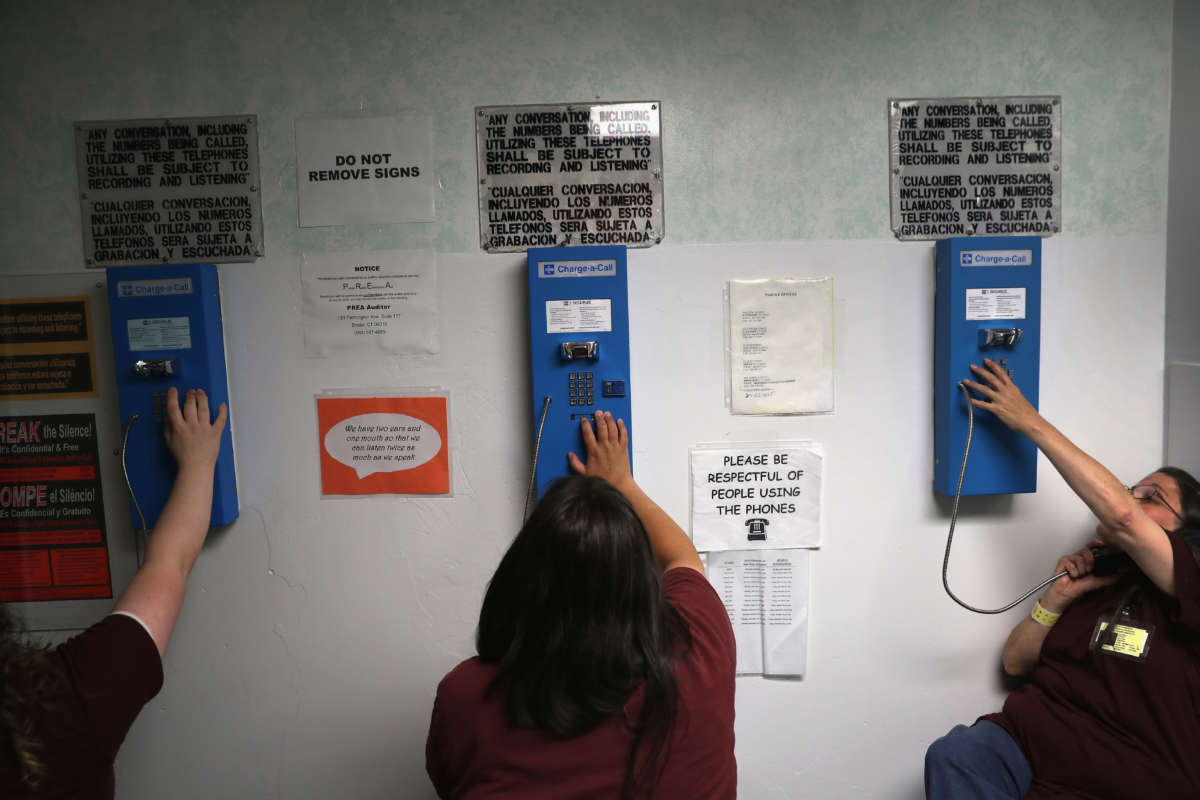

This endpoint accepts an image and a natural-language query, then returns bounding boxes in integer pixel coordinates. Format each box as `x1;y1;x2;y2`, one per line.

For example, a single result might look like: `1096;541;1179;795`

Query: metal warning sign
889;96;1061;240
75;114;263;267
475;101;664;252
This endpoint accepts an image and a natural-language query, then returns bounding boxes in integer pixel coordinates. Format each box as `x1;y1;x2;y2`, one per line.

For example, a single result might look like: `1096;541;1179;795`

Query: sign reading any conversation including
75;115;263;267
888;96;1061;240
475;101;663;252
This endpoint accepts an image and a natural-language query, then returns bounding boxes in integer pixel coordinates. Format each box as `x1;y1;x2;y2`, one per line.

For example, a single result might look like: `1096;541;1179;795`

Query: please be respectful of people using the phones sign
690;442;822;552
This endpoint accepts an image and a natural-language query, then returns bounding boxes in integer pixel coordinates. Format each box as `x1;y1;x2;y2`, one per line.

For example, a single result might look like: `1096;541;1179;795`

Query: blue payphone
527;246;632;500
106;263;238;529
934;237;1041;496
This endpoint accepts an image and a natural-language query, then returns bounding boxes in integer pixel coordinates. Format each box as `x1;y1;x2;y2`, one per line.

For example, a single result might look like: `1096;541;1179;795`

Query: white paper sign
708;549;810;676
691;443;822;552
728;277;834;414
295;114;434;227
545;299;612;333
301;250;438;357
965;287;1026;320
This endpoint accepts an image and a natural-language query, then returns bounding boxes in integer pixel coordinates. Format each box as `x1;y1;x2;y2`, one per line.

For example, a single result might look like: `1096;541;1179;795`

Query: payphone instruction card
708;549;809;676
691;443;822;552
727;277;833;414
301;250;438;357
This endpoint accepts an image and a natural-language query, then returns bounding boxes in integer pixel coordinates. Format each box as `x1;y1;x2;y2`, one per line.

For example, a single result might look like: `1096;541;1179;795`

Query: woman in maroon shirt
1;388;226;798
427;411;736;799
926;360;1200;799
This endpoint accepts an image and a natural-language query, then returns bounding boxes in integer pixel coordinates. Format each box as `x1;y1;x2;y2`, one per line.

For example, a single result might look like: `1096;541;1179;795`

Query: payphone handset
527;246;632;502
107;263;238;531
934;236;1042;496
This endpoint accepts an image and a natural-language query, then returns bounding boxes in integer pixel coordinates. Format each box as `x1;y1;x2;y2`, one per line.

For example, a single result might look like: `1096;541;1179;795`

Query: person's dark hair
1158;466;1200;534
0;604;63;789
477;475;691;798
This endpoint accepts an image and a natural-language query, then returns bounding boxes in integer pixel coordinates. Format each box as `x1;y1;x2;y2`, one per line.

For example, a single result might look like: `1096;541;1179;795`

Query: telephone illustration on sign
107;263;239;540
745;518;769;541
526;246;632;506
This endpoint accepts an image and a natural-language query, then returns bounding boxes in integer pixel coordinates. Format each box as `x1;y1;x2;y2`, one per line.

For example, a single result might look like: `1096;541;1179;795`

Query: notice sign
0;414;112;602
691;443;822;552
75;115;263;267
301;250;439;357
728;278;834;415
294;114;434;227
0;297;98;401
888;96;1061;240
475;101;663;252
316;394;450;496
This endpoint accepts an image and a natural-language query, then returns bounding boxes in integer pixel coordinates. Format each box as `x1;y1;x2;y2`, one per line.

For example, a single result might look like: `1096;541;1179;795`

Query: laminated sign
476;101;664;252
889;96;1061;240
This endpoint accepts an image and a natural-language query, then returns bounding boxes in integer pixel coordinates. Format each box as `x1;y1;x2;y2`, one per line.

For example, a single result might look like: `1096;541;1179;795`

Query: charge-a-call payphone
527;246;632;501
106;263;238;530
934;236;1041;496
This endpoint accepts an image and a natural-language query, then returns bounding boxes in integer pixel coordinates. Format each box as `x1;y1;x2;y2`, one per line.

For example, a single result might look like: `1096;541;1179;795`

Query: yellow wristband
1031;600;1061;627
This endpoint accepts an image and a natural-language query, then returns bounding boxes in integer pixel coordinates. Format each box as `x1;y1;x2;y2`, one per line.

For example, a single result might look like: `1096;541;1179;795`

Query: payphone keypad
568;372;595;406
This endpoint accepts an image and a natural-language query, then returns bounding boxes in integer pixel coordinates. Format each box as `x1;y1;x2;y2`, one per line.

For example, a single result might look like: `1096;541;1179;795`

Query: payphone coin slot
561;341;599;361
133;358;179;378
978;328;1023;348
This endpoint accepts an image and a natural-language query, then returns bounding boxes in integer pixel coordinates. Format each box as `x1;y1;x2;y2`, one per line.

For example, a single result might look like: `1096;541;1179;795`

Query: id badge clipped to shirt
1090;616;1154;662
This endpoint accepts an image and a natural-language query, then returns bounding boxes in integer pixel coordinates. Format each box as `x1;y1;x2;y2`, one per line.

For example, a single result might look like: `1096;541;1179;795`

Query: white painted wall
0;2;1179;797
1164;1;1200;474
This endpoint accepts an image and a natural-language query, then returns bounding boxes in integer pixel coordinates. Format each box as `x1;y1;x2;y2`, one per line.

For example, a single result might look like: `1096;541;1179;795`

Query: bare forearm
144;462;215;577
1021;416;1132;533
1002;614;1053;676
614;478;702;573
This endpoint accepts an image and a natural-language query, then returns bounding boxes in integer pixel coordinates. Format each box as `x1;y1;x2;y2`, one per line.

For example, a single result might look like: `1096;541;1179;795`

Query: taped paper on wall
691;442;822;552
707;549;809;676
301;250;439;357
727;277;833;414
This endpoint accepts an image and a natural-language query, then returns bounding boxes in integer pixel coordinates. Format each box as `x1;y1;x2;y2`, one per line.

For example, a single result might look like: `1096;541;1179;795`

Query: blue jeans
925;721;1032;799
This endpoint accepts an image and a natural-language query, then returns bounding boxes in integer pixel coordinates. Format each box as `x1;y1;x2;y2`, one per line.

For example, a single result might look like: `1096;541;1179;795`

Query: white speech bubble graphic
323;412;442;479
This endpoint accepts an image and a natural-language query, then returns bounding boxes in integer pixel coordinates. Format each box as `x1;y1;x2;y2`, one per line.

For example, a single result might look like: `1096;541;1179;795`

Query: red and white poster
0;413;112;602
316;394;450;496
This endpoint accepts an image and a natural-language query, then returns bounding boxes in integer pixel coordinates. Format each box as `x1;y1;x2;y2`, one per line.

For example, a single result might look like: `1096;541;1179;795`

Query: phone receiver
1088;545;1134;577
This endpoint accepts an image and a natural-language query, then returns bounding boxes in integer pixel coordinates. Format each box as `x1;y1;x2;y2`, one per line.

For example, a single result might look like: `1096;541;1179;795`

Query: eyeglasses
1127;484;1185;523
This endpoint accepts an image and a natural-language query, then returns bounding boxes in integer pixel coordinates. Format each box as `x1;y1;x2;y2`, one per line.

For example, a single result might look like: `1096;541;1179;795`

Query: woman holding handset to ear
1;388;226;798
427;411;736;799
925;359;1200;800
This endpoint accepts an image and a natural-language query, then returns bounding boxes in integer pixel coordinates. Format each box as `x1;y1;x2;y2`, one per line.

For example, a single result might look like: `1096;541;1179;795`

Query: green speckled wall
0;0;1172;267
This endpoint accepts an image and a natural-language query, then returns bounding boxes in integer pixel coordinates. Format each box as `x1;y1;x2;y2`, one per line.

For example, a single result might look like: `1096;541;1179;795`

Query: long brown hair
477;476;692;798
0;604;63;788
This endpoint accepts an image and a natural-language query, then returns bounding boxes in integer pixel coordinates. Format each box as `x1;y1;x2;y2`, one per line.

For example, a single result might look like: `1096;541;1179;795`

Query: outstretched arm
568;411;703;575
962;359;1176;594
114;388;227;657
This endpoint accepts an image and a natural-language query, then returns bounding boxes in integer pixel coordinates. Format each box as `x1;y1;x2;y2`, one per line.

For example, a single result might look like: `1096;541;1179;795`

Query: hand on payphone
567;411;631;491
960;358;1040;434
163;388;228;472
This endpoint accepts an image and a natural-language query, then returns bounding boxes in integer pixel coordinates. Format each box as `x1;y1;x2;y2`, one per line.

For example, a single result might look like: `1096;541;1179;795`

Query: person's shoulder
663;565;720;606
436;656;495;704
57;613;160;671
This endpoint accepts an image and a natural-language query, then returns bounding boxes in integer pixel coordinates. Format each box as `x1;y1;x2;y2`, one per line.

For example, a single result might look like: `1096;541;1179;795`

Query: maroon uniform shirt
983;528;1200;799
1;613;163;799
427;567;737;798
